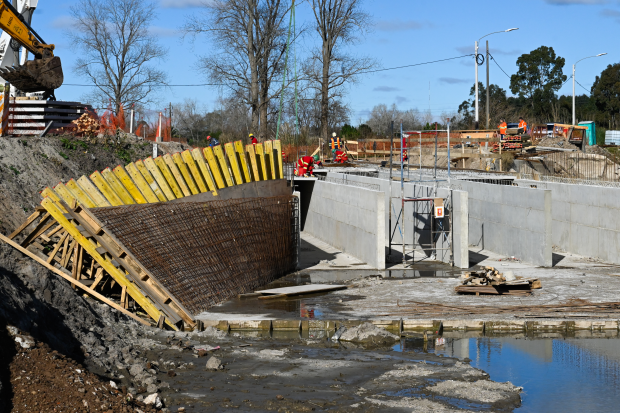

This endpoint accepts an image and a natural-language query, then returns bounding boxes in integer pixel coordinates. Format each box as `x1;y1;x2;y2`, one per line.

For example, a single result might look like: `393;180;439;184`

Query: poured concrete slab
256;284;347;295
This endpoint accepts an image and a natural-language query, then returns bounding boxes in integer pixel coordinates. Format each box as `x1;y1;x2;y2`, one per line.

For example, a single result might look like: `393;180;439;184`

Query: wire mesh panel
91;195;298;314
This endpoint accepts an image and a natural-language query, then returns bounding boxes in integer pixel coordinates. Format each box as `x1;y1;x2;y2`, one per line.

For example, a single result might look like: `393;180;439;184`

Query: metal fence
515;151;620;182
91;196;298;314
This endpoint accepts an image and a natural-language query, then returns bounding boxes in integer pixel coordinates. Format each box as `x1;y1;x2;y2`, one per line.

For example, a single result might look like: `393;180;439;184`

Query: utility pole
474;41;479;130
486;40;490;130
169;102;173;141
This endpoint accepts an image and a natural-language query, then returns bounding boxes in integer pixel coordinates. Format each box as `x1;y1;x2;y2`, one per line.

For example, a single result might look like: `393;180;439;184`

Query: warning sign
434;198;445;218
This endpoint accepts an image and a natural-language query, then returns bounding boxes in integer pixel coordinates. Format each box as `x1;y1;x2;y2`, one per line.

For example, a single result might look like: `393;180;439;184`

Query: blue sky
31;0;617;124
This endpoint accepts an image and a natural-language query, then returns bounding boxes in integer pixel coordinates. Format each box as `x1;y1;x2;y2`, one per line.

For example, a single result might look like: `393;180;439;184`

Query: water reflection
398;336;620;413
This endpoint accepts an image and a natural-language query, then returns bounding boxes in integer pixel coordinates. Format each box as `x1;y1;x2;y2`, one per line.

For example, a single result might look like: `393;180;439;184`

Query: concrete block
200;320;220;328
402;319;441;331
272;319;301;331
442;320;484;331
572;320;593;330
228;320;272;330
301;319;337;331
485;320;525;331
525;320;567;331
592;320;618;330
336;320;364;329
370;319;401;331
217;320;230;331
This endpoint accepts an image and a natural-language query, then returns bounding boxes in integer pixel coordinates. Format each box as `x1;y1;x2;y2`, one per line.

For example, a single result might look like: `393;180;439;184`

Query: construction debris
455;266;540;296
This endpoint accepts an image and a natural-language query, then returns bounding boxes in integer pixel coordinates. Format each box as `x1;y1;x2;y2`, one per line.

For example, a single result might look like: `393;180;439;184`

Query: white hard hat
332;132;336;137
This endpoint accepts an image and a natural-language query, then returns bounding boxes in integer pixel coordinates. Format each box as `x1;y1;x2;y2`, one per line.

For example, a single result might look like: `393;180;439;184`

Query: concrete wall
455;180;552;267
304;180;385;269
326;173;469;268
516;180;620;264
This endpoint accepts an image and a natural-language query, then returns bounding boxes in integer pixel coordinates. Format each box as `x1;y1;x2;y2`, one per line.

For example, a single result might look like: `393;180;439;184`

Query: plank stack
455;266;541;296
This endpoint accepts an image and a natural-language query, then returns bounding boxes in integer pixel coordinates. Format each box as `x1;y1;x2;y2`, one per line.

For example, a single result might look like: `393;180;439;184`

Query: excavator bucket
0;56;63;93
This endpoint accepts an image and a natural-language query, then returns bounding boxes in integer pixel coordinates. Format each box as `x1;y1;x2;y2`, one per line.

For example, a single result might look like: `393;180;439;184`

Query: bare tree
68;0;167;114
306;0;376;141
183;0;298;139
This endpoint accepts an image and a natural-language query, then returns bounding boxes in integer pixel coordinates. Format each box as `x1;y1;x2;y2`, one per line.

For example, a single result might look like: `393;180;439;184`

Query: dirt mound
1;325;162;412
537;137;579;150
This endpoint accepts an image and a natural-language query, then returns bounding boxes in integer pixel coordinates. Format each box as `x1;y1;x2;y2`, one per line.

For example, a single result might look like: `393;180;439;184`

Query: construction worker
330;132;341;161
498;119;507;141
250;133;258;144
313;153;322;167
518;117;527;134
294;155;315;177
207;135;220;147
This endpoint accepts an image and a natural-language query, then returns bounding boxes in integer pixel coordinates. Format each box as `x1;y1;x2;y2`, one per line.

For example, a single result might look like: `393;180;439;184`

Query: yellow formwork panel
134;160;168;202
90;171;124;206
53;183;76;205
154;156;184;198
234;141;252;183
264;140;276;180
181;150;208;193
255;143;268;180
112;165;148;204
41;188;68;212
203;147;226;189
101;168;135;205
163;154;191;197
41;198;175;329
65;180;97;208
224;142;243;185
273;139;284;179
245;144;260;181
77;176;112;207
191;149;218;194
144;158;176;201
213;145;234;187
172;153;199;195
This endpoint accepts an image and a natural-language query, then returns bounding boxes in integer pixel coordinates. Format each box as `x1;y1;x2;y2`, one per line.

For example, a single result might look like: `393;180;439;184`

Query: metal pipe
388;120;394;256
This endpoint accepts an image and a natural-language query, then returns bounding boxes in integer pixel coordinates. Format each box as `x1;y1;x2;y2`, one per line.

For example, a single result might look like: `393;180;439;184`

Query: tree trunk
248;0;259;135
259;71;269;139
320;42;330;141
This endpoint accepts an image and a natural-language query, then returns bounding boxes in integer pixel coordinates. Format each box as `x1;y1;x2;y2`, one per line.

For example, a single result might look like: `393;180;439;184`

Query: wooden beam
132;160;167;202
8;209;42;239
65;179;97;208
144;157;176;201
245;144;260;182
163;154;191;197
91;267;105;290
191;148;218;194
172;152;200;195
20;213;51;247
180;150;207;193
213;144;234;187
0;232;150;326
155;156;185;198
101;168;136;205
224;142;244;185
112;165;148;204
203;147;226;189
234;141;252;183
76;176;111;207
47;231;69;264
90;171;124;206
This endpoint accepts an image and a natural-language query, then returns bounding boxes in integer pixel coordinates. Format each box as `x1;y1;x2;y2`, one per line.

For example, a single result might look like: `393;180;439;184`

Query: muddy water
396;335;620;413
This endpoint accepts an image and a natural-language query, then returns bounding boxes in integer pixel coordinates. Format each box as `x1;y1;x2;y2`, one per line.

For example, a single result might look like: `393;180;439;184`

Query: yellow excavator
0;0;63;99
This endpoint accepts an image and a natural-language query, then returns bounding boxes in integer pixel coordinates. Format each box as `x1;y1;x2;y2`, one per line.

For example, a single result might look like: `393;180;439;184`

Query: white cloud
375;19;431;32
50;15;76;29
160;0;209;8
395;96;409;104
439;77;469;84
148;26;178;37
374;86;399;92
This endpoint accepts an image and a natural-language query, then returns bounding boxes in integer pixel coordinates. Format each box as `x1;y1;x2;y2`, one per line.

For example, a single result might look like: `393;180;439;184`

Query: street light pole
474;28;518;130
573;53;607;125
486;40;490;129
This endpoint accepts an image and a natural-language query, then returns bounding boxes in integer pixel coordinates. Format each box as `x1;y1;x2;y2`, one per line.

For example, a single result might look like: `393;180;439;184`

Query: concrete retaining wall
516;180;620;264
326;173;469;268
304;180;385;269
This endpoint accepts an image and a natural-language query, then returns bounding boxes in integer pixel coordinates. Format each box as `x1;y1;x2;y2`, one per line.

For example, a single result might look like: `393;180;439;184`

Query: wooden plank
144;157;176;200
273;139;284;179
8;209;42;239
90;171;124;206
101;168;135;204
47;231;69;263
121;286;128;309
255;143;268;180
53;183;77;205
41;198;174;328
133;160;168;202
224;142;244;185
191;148;218;194
264;140;276;180
123;163;159;203
245;144;260;181
154;156;184;198
213;144;234;187
172;152;199;195
41;187;62;203
112;165;148;204
256;284;348;296
60;236;73;267
202;147;226;189
45;224;63;238
181;150;208;193
20;213;51;247
65;179;97;208
0;232;150;326
91;267;104;290
163;154;191;197
234;140;252;183
77;176;112;207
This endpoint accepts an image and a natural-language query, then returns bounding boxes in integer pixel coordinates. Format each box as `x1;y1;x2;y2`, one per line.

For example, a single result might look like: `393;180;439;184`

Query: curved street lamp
475;28;518;130
573;53;607;125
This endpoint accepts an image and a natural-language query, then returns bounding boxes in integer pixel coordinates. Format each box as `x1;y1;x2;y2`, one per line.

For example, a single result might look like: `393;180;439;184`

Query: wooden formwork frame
1;141;285;329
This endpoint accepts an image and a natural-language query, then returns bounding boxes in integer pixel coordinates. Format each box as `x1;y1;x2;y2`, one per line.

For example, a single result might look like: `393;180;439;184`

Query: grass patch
59;152;69;160
9;166;20;175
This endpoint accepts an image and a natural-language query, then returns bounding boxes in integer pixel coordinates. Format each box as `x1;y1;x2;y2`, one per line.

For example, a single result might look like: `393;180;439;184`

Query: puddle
395;335;620;412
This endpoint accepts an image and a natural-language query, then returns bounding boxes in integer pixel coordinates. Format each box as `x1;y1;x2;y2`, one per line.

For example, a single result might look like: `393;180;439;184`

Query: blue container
579;121;596;146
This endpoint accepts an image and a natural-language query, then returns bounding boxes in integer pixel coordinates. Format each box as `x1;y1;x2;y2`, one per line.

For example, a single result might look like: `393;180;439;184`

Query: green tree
592;63;620;129
358;124;372;138
510;46;567;117
458;82;509;128
340;123;359;139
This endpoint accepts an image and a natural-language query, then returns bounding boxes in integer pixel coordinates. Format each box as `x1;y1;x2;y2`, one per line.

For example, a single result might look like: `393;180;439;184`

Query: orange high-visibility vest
330;137;341;149
499;122;507;134
518;120;527;132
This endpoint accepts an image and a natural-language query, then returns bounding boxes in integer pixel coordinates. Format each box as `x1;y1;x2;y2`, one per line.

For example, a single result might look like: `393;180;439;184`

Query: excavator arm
0;0;62;97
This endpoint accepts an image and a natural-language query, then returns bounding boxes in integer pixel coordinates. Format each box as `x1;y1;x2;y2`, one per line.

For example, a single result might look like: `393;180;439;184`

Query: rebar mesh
91;196;298;315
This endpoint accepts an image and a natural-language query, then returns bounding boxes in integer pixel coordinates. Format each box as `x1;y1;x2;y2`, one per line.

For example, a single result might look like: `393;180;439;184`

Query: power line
63;83;225;87
488;53;511;79
575;79;591;95
359;54;474;75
